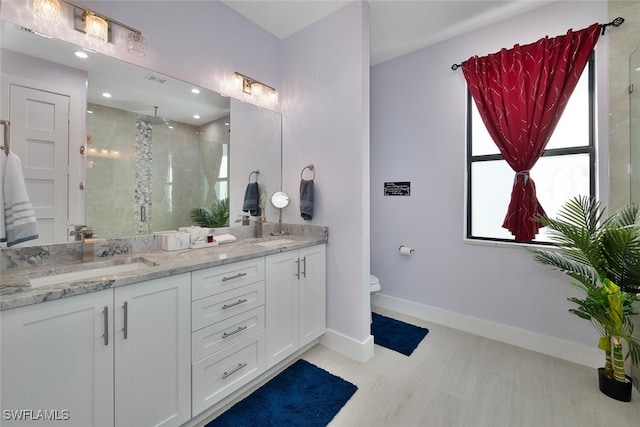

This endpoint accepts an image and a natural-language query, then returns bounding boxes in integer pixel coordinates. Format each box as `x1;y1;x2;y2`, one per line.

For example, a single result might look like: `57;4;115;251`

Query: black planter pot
598;367;632;402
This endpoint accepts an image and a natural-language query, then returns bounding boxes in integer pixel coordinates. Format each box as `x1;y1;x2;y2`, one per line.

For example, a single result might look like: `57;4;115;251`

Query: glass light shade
231;74;244;92
85;13;108;42
33;0;62;25
267;90;279;107
251;83;263;97
127;32;146;57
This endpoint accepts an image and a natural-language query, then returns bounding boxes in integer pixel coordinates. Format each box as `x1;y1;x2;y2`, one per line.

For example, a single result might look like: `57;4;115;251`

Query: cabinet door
0;291;114;427
299;244;326;346
114;274;191;427
265;250;300;369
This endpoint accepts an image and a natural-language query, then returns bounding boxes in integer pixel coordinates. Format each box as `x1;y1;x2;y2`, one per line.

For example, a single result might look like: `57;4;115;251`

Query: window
466;58;595;243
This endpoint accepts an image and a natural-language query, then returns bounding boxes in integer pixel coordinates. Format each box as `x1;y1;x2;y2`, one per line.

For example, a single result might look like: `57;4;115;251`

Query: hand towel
2;151;38;246
300;179;314;221
242;182;261;217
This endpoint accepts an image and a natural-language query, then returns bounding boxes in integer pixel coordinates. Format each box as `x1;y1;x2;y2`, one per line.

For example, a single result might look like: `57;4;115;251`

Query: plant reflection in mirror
190;198;230;228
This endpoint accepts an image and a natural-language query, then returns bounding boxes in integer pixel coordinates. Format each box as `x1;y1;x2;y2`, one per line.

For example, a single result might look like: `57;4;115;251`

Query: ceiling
221;0;555;65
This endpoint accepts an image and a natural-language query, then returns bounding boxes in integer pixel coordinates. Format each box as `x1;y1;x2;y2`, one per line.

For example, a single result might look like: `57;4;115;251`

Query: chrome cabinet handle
222;272;247;282
123;301;128;339
222;299;248;309
222;362;248;379
222;325;248;339
302;256;307;278
103;306;109;346
295;259;300;279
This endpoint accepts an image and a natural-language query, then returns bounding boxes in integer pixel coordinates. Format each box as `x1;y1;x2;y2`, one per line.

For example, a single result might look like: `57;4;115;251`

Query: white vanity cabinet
0;273;191;427
190;258;266;417
265;244;326;369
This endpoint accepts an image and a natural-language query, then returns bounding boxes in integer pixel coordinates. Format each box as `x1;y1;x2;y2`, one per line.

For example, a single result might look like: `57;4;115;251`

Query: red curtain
462;23;600;242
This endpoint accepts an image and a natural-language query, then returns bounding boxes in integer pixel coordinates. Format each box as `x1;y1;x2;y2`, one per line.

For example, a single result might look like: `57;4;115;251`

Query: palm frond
532;250;596;287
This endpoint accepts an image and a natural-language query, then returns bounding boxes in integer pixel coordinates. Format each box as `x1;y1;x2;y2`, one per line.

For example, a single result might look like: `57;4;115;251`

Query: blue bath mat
371;312;429;356
207;359;357;427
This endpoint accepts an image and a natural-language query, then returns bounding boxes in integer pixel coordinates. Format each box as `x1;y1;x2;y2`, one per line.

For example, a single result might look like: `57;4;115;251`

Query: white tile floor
300;308;640;427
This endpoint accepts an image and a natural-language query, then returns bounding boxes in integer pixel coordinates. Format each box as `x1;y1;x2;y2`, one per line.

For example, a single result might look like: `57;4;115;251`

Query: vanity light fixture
221;72;279;110
33;0;62;25
33;0;149;56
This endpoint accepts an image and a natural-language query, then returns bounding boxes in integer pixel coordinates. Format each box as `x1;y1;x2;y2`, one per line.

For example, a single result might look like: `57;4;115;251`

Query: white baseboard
372;293;603;368
321;328;375;363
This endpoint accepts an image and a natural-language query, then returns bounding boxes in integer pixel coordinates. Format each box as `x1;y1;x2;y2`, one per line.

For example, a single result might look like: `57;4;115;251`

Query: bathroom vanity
0;233;327;427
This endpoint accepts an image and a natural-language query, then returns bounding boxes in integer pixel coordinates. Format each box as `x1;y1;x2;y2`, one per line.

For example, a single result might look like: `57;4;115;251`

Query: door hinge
630;83;634;94
67;165;71;175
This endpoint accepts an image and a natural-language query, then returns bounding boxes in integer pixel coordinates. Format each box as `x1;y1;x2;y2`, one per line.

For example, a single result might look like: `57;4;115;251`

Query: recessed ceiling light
193;114;200;119
191;88;200;94
102;92;112;98
224;122;230;126
74;51;88;59
87;110;94;114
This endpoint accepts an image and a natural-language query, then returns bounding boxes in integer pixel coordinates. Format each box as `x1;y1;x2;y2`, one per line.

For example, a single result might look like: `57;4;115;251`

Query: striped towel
1;151;38;246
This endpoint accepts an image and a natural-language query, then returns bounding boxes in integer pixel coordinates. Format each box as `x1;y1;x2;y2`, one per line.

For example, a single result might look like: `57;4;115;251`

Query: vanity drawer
192;282;265;331
192;306;265;363
192;258;265;301
192;331;265;417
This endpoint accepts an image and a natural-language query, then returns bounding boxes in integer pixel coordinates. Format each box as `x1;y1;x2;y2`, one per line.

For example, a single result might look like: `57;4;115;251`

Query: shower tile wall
135;117;153;235
86;104;137;238
151;120;204;232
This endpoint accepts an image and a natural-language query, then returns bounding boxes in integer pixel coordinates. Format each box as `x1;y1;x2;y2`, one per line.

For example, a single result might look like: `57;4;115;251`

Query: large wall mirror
0;19;281;246
631;42;640;204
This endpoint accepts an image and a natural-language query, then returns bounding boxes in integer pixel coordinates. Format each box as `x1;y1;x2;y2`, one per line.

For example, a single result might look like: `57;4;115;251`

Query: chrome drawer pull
103;306;109;346
222;362;248;379
222;272;247;281
222;298;248;309
222;325;248;339
302;256;307;278
123;301;128;339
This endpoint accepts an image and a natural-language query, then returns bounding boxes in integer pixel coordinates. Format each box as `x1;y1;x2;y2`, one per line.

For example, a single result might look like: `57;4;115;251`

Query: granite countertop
1;236;326;311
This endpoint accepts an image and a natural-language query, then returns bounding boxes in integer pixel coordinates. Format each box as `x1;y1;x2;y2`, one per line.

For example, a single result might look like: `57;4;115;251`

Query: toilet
370;274;382;322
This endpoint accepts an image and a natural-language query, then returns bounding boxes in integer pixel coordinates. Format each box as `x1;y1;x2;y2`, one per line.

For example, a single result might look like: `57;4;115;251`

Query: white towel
2;151;38;246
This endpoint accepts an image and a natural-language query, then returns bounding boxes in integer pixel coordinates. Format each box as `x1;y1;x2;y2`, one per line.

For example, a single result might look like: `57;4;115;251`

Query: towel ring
301;164;315;180
248;170;260;183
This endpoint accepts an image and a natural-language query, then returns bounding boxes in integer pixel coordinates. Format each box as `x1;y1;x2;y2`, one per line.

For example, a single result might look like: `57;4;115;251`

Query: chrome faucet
79;227;100;262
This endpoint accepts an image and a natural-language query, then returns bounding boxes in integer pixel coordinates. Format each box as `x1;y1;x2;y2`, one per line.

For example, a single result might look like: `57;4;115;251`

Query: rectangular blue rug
207;359;357;427
371;312;429;356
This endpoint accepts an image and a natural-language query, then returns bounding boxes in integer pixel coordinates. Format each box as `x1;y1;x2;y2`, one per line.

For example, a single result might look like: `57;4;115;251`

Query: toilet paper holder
399;245;415;255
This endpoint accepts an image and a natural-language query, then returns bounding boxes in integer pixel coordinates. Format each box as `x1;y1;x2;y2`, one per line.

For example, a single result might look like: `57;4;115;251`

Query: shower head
147;106;169;125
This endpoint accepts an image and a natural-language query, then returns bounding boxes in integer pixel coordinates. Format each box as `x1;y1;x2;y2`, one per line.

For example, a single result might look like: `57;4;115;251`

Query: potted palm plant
530;195;640;401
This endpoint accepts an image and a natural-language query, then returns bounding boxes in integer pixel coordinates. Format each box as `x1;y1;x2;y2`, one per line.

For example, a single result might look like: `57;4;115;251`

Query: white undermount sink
29;257;157;288
254;239;296;247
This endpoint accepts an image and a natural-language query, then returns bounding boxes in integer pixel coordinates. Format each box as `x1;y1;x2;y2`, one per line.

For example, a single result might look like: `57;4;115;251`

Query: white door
9;84;69;244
